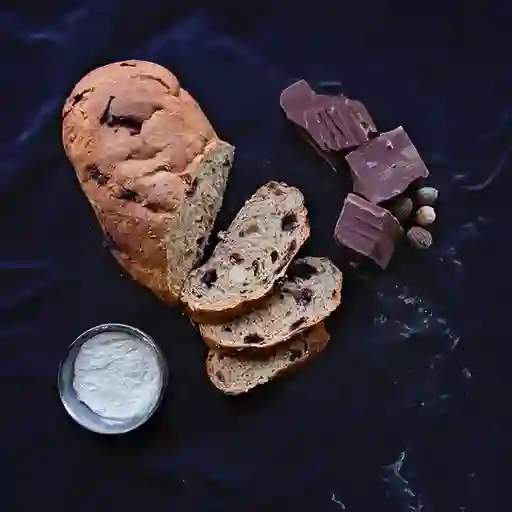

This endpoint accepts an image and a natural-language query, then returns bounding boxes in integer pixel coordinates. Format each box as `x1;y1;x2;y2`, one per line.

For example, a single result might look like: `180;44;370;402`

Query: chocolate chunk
186;179;198;197
88;165;109;185
304;108;344;152
270;250;278;263
288;261;317;281
295;288;313;306
334;193;403;269
346;98;376;140
280;79;377;168
288;348;303;362
345;126;430;204
281;286;313;306
244;333;264;345
304;95;370;151
201;269;218;288
279;79;316;128
281;212;297;231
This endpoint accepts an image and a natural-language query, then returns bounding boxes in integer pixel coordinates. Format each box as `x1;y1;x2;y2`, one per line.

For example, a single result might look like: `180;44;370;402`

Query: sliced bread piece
206;322;330;395
180;181;310;323
199;256;342;351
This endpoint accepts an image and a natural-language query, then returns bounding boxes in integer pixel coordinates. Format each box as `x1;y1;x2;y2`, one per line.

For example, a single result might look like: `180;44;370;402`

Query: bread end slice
206;322;330;395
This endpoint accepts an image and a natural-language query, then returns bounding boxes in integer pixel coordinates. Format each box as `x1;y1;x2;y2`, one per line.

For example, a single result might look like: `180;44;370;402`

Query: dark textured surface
0;1;510;510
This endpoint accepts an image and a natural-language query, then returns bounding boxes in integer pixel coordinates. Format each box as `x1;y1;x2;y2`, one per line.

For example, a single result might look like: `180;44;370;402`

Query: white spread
73;332;162;419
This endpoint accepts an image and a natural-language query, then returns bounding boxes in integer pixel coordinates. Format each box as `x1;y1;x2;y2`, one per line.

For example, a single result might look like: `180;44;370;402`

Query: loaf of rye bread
206;322;330;395
180;181;310;323
62;60;234;303
199;256;342;351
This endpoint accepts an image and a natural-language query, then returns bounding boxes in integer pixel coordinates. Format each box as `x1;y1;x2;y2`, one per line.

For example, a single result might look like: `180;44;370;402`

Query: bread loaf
199;256;342;351
180;181;310;323
206;322;330;395
62;60;234;303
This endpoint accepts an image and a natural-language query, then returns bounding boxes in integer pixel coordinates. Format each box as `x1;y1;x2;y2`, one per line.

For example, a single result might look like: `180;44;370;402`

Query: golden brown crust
186;294;269;324
62;60;233;302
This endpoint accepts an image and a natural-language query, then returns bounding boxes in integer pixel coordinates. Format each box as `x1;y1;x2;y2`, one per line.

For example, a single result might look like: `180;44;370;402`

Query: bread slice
180;181;310;323
199;256;342;351
206;322;330;395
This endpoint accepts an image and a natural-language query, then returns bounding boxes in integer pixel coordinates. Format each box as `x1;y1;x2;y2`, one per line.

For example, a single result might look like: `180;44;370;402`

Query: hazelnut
415;206;436;226
416;186;439;205
407;226;433;249
390;197;413;222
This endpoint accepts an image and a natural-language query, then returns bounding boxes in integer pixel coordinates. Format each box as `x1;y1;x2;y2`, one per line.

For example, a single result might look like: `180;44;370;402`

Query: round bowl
58;323;168;434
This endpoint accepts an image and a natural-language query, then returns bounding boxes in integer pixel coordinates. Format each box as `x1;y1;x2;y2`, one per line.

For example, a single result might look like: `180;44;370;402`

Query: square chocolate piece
345;126;429;204
334;193;403;269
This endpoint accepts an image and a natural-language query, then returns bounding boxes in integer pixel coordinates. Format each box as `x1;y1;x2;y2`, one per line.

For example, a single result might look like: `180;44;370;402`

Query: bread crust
185;290;279;324
62;60;234;303
206;322;330;395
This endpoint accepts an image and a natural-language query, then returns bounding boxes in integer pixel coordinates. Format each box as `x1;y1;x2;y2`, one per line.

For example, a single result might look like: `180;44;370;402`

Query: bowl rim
58;322;168;435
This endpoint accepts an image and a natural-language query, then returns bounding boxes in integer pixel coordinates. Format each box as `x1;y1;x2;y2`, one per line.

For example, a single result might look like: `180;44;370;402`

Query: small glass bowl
58;323;168;434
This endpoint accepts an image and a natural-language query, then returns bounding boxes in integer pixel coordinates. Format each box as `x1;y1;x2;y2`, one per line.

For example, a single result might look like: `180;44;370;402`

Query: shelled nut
415;206;436;227
407;226;433;249
416;186;439;206
390;197;413;222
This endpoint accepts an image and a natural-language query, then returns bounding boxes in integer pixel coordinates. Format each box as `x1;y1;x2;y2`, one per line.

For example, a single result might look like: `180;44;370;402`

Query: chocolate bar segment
334;193;403;269
280;79;377;168
304;99;360;151
345;126;429;204
279;79;316;129
279;80;342;167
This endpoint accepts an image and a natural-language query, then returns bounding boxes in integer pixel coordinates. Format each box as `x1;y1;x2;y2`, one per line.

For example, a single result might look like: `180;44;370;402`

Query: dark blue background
0;1;509;510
